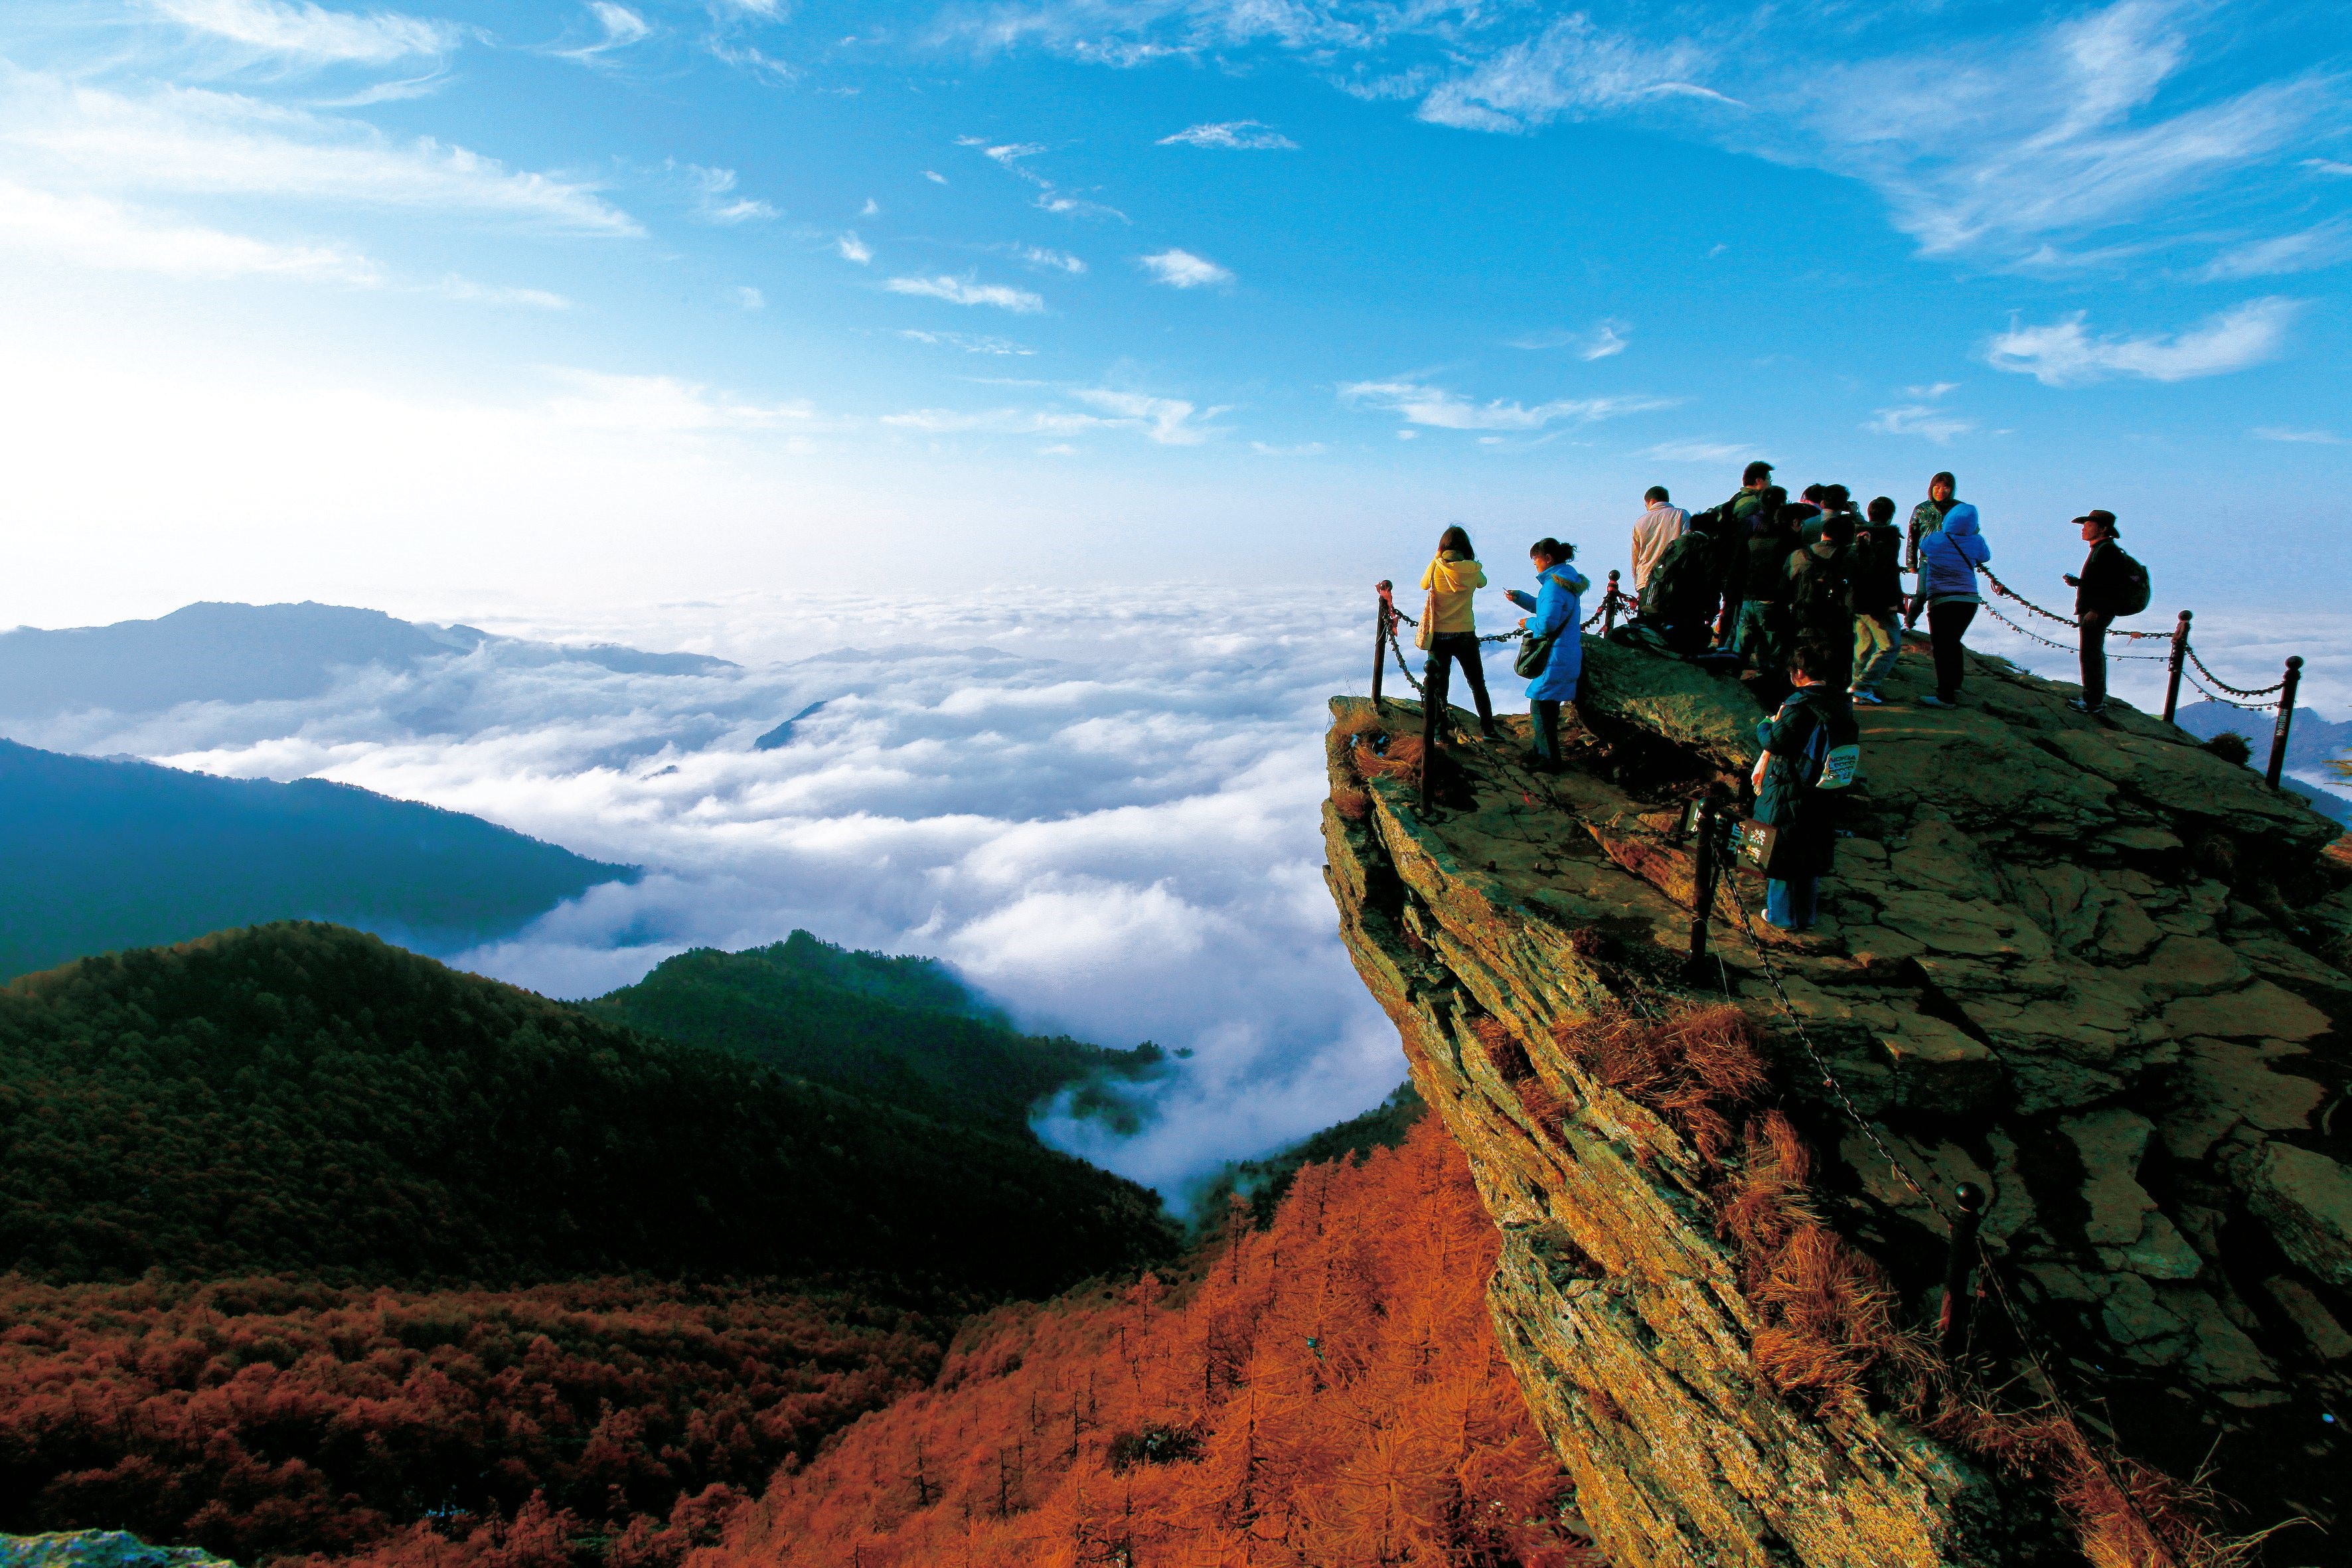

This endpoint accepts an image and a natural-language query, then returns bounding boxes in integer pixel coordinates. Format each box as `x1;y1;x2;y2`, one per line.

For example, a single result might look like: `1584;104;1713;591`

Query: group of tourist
1411;461;2149;931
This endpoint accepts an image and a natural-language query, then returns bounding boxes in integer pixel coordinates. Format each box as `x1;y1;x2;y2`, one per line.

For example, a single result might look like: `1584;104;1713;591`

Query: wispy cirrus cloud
556;1;652;64
836;230;872;263
0;177;379;281
898;329;1036;355
2197;218;2352;281
1512;319;1628;359
1004;242;1085;273
1415;13;1731;133
1341;378;1670;431
2252;426;2345;445
1069;387;1229;444
147;0;463;62
884;384;1224;445
670;162;775;224
1866;382;1974;443
545;369;815;432
1;76;641;235
1138;248;1231;287
1986;296;2300;386
1638;439;1749;463
1156;119;1296;149
884;273;1046;312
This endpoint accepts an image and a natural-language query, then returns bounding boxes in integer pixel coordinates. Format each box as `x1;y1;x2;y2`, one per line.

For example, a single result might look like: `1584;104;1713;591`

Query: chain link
2185;645;2287;700
1978;568;2169;639
1978;601;2168;661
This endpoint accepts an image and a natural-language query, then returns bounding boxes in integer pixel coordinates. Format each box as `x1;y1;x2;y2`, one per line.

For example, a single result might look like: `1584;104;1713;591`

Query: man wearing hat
2062;509;2127;716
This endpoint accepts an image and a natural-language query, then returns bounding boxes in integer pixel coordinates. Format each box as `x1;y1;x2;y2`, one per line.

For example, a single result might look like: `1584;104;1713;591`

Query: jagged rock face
1323;636;2351;1567
0;1535;234;1568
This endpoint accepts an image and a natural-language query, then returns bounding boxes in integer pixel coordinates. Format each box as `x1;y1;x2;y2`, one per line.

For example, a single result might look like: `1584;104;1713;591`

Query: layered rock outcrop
1323;633;2350;1566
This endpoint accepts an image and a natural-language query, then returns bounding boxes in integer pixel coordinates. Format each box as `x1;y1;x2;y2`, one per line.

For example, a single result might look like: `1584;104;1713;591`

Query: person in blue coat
1505;537;1589;770
1914;501;1989;709
1748;635;1861;930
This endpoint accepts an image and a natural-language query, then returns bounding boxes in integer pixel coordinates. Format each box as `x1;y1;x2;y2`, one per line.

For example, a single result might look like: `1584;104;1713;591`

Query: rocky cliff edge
1322;633;2351;1567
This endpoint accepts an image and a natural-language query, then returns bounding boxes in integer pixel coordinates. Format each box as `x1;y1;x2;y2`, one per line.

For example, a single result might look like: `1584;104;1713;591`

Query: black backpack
2110;548;2152;616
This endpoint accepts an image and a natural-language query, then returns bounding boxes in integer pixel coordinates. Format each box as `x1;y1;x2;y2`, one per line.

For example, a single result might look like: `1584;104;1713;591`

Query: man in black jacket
1849;497;1905;704
2062;509;2128;716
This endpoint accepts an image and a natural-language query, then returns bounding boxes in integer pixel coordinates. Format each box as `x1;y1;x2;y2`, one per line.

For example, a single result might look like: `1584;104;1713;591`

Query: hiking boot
2067;698;2105;716
1519;751;1559;773
1917;693;1958;710
1850;688;1883;705
1480;719;1502;741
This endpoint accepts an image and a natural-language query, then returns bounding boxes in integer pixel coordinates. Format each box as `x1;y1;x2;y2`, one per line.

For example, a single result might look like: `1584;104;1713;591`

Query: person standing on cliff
2062;509;2136;717
1849;496;1905;705
1785;497;1857;694
1749;636;1860;932
1629;486;1689;594
1914;499;1989;710
1506;538;1589;770
1903;471;1956;628
1418;525;1501;740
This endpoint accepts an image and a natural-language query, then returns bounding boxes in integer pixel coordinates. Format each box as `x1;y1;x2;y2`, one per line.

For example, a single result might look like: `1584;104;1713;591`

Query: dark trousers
1531;699;1561;763
1928;599;1978;699
1423;633;1494;730
2078;612;2110;708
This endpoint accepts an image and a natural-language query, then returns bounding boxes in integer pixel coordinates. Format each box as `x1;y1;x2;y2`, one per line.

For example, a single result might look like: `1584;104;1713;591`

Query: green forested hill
0;923;1176;1298
588;933;1166;1137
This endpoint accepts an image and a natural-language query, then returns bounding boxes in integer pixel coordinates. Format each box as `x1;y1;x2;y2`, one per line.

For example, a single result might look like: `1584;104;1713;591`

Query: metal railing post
1372;581;1392;709
1601;571;1622;635
1684;789;1722;979
2161;609;2191;723
1938;1182;1988;1360
2267;656;2304;789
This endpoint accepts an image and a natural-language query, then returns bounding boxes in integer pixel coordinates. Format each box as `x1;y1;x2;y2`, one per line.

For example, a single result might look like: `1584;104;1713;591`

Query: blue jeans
1766;876;1818;929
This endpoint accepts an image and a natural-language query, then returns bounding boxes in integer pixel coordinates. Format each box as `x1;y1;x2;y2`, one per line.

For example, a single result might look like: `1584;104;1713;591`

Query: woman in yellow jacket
1418;525;1500;740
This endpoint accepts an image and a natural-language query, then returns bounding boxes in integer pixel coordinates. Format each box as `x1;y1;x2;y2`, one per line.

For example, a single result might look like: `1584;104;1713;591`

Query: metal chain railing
1980;568;2169;639
2185;644;2287;700
1978;599;2167;661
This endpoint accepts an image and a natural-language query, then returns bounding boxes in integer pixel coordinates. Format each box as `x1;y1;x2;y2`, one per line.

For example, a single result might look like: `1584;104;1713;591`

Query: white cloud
0;177;380;282
2;77;640;235
2306;159;2352;177
1986;296;2300;386
1138;248;1232;287
860;197;882;216
1866;382;1973;443
732;285;765;309
1006;242;1085;273
1417;13;1728;132
898;329;1036;355
545;369;814;431
2252;426;2345;445
884;273;1047;312
1638;439;1747;463
148;0;463;62
557;1;651;62
836;230;872;263
921;169;947;183
1070;387;1227;445
29;591;1415;1199
1512;319;1629;359
2197;218;2352;281
1251;441;1326;457
1342;378;1671;431
1035;191;1128;222
1156;120;1297;150
882;406;1109;436
672;163;775;224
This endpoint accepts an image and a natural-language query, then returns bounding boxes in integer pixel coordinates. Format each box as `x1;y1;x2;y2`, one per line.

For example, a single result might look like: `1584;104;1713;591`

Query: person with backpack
1747;635;1861;932
1903;471;1956;628
1849;496;1905;704
1417;525;1501;740
1915;499;1990;709
1731;489;1798;692
1506;538;1589;769
1785;501;1857;694
2061;509;2147;717
1635;524;1723;655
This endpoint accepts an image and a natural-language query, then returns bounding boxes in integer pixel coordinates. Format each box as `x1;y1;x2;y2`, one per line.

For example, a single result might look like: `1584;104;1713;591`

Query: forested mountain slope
588;933;1167;1138
0;742;629;979
0;923;1176;1295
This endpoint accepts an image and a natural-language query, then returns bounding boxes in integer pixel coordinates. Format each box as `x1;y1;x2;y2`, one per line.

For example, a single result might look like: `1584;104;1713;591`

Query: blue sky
1;0;2348;625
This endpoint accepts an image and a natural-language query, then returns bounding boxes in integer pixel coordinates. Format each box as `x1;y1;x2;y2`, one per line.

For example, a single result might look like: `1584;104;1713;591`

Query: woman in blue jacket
1914;501;1989;709
1505;537;1588;769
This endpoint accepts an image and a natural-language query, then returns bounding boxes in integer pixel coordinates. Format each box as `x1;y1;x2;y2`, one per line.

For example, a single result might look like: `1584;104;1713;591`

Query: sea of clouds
9;582;2345;1201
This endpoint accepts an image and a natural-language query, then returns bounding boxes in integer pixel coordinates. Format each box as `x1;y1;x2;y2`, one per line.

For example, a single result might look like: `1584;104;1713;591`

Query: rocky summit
1322;631;2350;1567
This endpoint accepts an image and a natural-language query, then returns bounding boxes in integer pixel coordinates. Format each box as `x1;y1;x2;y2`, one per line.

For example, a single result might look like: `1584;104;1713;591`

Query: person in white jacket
1629;487;1689;593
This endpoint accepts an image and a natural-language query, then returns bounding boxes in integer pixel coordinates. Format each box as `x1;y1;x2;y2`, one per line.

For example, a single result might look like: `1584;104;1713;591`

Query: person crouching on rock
1749;635;1861;933
1418;525;1501;740
1506;537;1589;770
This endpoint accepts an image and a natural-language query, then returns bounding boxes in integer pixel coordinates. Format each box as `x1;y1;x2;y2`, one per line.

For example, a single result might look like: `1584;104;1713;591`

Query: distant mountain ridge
588;933;1168;1139
0;740;631;979
0;601;734;720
